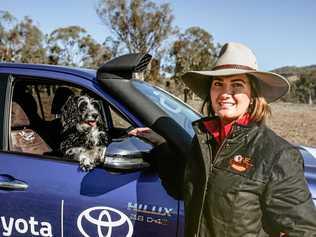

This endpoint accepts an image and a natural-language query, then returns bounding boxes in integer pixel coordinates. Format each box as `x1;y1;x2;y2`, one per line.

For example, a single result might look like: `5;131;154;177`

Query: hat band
213;64;256;71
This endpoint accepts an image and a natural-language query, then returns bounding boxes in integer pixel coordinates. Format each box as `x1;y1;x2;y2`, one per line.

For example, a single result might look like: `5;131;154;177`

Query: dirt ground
186;100;316;147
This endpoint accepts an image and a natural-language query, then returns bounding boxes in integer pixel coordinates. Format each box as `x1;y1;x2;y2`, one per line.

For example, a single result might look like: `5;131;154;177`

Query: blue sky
1;0;316;70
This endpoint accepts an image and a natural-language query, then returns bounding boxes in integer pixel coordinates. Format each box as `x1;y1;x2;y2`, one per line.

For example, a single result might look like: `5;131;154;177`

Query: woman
129;42;316;236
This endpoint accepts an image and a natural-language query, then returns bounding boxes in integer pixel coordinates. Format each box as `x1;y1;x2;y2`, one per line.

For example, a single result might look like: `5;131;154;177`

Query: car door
0;72;180;237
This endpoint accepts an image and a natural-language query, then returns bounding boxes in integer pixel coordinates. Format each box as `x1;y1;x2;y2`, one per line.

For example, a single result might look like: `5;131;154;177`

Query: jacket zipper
212;138;228;168
195;128;231;236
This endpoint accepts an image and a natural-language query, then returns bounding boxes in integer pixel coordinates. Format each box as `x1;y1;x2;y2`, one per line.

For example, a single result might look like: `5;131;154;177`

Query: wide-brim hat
182;42;290;103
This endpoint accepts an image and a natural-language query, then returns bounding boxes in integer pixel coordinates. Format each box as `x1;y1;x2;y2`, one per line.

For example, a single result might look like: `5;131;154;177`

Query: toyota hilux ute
0;53;315;237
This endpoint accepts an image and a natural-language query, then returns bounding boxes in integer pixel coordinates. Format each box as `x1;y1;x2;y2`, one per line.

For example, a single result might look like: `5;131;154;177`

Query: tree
47;26;88;66
97;0;175;55
12;17;47;63
0;10;16;61
294;72;316;104
96;0;176;82
80;35;113;68
47;26;113;68
168;27;217;95
0;12;46;63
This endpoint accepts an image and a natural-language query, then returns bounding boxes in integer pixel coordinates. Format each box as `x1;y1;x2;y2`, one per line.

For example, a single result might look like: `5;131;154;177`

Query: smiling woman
131;42;316;237
179;42;316;236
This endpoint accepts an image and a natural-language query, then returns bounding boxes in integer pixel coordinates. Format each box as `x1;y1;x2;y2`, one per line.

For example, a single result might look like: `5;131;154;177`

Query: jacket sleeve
263;147;316;236
151;142;186;200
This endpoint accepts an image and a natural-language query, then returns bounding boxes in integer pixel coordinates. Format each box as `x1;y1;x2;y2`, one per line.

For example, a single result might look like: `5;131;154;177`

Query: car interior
9;79;134;159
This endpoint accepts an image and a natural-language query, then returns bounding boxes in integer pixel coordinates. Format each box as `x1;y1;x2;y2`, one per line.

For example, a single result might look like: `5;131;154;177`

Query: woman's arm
128;127;166;145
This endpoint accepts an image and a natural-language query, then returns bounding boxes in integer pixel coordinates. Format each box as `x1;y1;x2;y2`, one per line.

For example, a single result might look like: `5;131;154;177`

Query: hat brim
182;69;290;103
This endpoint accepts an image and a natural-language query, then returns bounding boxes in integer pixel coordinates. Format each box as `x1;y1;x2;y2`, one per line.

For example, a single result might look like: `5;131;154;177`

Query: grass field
267;103;316;147
186;100;316;147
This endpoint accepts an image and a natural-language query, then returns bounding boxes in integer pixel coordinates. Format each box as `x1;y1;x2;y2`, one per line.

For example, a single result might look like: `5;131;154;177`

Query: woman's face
210;74;252;124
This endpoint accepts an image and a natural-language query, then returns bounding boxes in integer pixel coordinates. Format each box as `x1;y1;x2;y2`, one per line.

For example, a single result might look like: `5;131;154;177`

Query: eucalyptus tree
13;17;46;63
47;26;112;68
0;10;16;61
0;12;46;63
80;35;113;68
169;26;217;96
294;72;316;104
47;26;88;66
97;0;175;55
96;0;176;82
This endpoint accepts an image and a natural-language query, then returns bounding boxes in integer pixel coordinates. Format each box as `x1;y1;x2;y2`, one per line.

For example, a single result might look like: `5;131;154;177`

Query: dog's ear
61;95;77;114
61;95;80;128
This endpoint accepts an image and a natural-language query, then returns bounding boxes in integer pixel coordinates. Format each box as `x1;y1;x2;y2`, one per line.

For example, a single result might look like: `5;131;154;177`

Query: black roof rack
97;53;152;80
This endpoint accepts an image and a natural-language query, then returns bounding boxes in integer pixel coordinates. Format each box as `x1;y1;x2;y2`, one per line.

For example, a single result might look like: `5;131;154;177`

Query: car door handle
0;175;29;191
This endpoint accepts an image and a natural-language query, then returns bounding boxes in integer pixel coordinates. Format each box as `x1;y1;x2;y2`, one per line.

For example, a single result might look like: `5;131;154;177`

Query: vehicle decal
127;202;173;217
127;202;174;226
77;206;133;237
0;216;53;237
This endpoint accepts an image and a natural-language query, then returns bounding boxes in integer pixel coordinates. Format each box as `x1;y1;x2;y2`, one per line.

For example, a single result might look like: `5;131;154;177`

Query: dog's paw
79;157;96;171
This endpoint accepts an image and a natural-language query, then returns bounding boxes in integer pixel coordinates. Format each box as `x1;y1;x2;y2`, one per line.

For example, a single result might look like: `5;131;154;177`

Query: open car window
8;79;134;162
9;80;100;157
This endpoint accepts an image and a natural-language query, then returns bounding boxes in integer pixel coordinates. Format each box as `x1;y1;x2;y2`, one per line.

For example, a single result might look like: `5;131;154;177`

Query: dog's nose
91;112;99;120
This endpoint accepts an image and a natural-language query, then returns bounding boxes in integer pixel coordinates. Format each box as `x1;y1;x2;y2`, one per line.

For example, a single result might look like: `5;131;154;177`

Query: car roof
0;62;96;81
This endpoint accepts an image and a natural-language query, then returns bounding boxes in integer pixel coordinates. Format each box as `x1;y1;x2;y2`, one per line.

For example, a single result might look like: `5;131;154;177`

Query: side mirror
103;136;152;170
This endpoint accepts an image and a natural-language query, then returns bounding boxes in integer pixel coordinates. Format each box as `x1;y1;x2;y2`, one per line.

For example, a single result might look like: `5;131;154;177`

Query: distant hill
271;65;316;104
272;65;316;76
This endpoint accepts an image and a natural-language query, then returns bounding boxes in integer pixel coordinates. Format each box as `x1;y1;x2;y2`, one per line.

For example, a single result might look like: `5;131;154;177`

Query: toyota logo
77;206;133;237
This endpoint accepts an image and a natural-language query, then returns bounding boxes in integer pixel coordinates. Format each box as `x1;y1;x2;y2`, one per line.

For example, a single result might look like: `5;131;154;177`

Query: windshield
132;81;201;136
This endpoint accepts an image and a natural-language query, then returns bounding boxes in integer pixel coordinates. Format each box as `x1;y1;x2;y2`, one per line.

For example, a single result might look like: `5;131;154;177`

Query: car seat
51;86;75;117
12;84;60;152
12;85;43;128
10;102;52;155
45;87;75;153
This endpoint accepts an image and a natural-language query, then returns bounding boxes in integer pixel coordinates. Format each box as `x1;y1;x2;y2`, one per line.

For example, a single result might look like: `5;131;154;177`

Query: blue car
0;53;315;237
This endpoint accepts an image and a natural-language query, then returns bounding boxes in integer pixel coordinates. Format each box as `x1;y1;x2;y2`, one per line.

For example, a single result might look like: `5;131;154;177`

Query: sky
1;0;316;71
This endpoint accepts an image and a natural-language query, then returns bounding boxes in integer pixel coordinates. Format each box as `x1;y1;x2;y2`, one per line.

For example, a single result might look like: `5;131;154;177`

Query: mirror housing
103;136;152;170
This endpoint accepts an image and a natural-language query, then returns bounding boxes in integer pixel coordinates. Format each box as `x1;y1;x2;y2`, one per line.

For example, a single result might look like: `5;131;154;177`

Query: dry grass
186;100;316;147
267;103;316;147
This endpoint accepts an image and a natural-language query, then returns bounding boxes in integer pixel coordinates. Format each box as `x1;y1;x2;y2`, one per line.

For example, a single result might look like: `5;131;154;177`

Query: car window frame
0;73;13;150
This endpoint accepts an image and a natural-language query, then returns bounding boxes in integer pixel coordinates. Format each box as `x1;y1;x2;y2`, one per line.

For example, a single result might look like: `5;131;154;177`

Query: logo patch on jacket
229;155;253;172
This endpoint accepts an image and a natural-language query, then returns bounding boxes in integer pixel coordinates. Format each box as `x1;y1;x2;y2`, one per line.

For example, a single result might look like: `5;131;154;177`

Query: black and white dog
60;94;108;171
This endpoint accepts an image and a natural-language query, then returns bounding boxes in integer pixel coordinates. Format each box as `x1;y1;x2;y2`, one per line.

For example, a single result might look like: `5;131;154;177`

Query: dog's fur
60;94;108;171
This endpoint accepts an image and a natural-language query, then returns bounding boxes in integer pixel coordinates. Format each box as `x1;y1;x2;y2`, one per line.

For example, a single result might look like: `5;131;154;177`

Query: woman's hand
128;127;166;146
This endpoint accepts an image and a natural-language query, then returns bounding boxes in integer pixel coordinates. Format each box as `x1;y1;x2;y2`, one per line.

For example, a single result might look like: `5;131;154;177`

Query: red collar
203;113;251;145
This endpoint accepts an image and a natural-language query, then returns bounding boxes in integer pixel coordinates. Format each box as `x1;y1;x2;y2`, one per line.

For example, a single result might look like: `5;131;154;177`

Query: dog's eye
92;101;101;111
78;101;88;112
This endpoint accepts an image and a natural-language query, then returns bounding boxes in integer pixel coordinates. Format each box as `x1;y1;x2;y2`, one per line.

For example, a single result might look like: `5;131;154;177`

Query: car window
8;79;134;163
10;81;79;155
9;80;105;157
132;80;201;137
109;106;132;130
